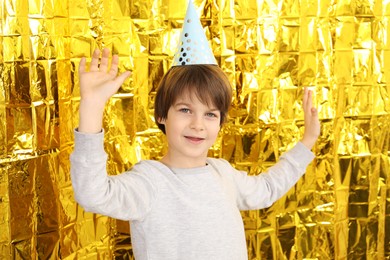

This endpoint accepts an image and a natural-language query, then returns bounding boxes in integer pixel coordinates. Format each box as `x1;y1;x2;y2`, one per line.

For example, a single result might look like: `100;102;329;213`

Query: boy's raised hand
301;87;320;150
79;48;131;104
78;48;131;133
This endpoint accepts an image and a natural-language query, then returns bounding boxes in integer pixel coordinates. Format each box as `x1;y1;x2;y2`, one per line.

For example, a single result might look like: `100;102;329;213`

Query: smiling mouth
185;136;205;142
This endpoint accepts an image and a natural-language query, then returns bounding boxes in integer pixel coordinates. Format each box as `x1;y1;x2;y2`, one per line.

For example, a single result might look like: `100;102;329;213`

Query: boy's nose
190;116;205;131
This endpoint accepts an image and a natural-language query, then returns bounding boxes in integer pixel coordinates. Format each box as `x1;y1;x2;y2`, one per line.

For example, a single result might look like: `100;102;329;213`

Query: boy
70;48;320;260
70;2;320;259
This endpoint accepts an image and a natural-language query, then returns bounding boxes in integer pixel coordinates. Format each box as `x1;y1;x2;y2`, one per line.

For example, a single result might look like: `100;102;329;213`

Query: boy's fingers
108;71;131;93
302;87;308;110
306;90;313;112
109;55;119;76
90;49;101;72
115;71;132;85
99;48;110;72
311;107;318;116
79;57;86;73
114;71;131;90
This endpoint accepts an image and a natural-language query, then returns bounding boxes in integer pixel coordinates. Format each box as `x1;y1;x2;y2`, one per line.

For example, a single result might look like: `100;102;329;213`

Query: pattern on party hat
172;0;217;66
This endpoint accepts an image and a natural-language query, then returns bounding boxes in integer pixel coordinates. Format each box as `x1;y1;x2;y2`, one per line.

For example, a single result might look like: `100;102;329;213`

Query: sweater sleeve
221;142;315;210
70;130;156;221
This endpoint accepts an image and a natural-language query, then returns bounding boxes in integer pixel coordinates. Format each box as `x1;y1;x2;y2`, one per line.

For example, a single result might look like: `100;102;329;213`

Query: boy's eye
206;112;218;118
179;108;190;113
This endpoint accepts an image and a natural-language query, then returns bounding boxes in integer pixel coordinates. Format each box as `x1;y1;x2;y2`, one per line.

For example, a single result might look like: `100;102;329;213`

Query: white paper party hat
172;0;217;66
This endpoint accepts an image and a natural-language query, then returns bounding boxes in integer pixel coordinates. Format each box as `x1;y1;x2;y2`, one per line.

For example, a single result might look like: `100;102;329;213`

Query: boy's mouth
185;136;205;142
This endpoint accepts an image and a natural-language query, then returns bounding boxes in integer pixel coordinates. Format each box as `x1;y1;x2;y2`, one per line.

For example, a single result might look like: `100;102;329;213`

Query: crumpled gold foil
1;0;389;259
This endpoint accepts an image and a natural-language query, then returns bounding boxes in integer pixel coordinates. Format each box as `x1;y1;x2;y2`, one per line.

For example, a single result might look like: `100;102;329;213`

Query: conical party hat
172;0;217;66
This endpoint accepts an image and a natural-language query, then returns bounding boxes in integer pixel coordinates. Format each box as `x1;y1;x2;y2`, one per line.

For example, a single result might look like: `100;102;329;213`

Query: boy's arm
71;48;150;220
78;48;131;133
71;131;157;221
231;88;320;210
230;142;314;210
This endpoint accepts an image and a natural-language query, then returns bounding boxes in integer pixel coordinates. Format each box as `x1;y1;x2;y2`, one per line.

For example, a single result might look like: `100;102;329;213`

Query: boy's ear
157;117;165;124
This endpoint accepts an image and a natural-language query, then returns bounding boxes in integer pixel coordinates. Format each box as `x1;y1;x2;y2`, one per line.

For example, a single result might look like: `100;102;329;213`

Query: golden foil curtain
0;0;389;259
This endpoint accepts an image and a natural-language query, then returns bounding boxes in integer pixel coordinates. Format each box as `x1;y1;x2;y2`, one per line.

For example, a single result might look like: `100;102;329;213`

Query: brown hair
154;65;232;134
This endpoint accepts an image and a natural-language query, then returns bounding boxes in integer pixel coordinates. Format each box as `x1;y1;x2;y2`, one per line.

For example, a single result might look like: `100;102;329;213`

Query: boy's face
158;92;221;168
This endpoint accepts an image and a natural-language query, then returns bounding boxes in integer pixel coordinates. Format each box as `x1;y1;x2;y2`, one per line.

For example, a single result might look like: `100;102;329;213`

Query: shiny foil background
0;0;389;259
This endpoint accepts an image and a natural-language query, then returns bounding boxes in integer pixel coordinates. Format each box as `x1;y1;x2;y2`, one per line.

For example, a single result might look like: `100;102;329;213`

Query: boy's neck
160;155;208;169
